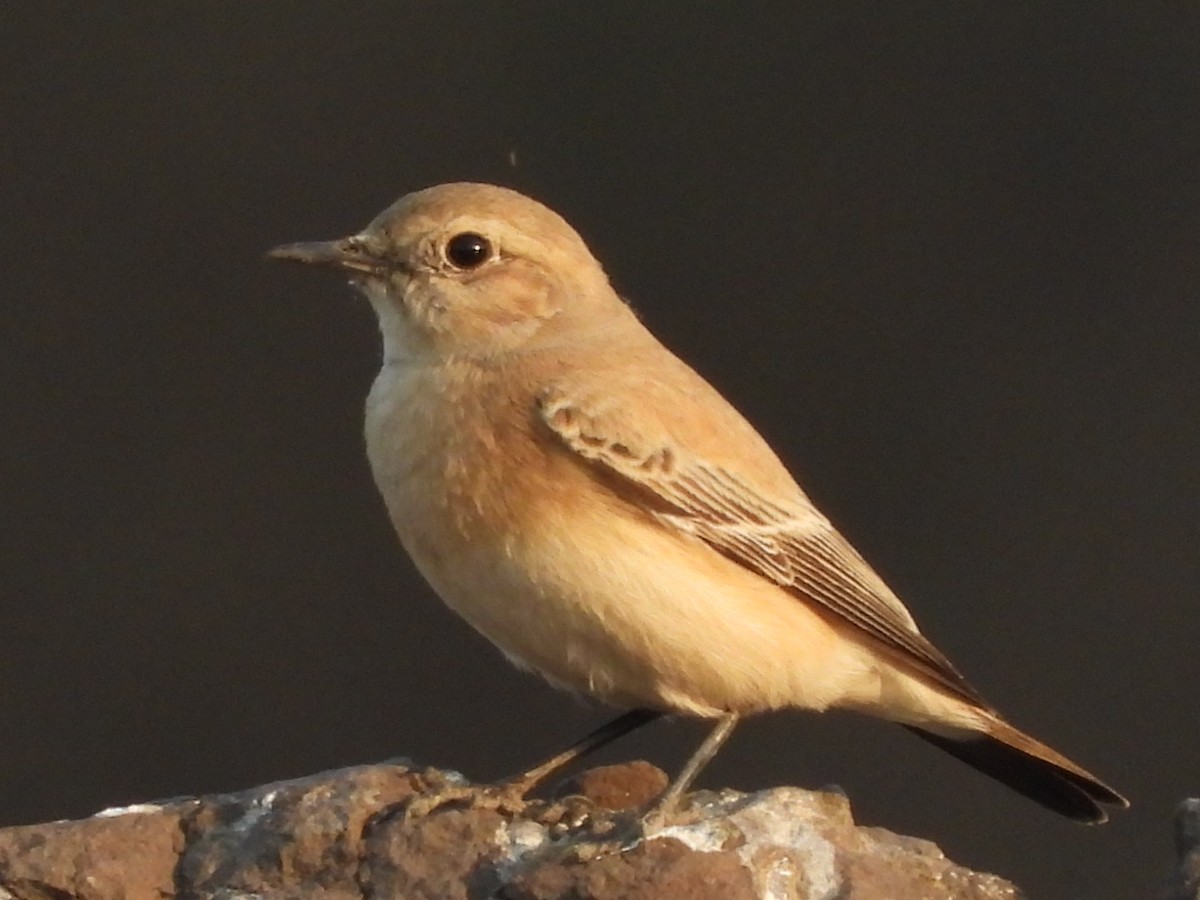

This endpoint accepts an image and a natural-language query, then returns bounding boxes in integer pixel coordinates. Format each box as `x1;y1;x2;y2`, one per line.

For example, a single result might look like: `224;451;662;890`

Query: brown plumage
270;182;1128;824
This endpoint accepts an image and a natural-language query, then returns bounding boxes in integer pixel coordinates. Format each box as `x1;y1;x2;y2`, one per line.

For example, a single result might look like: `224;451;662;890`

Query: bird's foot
399;767;536;820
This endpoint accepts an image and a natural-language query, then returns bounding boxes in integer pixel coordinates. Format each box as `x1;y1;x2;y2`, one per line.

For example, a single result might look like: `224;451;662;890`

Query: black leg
506;708;664;794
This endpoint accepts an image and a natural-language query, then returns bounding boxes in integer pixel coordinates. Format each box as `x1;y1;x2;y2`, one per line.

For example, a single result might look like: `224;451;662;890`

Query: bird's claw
400;776;533;820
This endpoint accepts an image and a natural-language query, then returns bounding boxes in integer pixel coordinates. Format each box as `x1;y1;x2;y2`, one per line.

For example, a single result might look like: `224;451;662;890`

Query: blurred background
1;5;1196;897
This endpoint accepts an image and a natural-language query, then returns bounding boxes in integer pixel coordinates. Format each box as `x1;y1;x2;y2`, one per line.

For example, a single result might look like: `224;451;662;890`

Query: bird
268;182;1128;824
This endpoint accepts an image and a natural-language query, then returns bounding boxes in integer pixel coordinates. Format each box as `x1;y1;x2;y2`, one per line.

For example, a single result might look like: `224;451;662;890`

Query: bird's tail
904;715;1129;823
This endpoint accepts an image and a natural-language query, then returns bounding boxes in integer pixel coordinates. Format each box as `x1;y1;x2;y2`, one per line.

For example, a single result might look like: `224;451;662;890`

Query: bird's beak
267;237;384;276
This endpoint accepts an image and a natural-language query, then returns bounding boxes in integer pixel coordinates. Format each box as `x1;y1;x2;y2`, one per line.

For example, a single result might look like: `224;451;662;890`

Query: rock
554;761;669;811
1162;798;1200;900
0;759;1022;899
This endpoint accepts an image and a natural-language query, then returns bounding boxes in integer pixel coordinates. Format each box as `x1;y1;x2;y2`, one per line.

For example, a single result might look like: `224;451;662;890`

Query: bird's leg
402;708;663;819
580;713;739;853
643;712;739;821
505;708;664;796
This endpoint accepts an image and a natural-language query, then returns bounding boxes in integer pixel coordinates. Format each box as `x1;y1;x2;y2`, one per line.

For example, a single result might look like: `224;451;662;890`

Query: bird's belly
397;490;886;718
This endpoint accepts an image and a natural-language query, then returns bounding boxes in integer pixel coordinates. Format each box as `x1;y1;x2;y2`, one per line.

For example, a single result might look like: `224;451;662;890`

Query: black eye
445;232;493;269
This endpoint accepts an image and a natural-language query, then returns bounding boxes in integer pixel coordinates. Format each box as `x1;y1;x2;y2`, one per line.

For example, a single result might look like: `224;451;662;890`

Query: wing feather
538;386;986;707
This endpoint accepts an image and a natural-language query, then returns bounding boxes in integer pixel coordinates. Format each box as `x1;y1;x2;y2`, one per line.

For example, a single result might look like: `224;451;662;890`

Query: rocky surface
0;759;1022;899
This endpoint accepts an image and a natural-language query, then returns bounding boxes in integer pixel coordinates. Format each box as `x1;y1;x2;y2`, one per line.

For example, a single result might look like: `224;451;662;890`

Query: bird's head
269;182;623;362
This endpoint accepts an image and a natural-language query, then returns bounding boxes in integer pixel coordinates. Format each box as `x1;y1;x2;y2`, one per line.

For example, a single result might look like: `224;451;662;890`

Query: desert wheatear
270;183;1127;823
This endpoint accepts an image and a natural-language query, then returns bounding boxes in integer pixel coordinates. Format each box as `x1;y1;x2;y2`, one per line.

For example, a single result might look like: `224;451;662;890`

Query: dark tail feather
904;718;1129;824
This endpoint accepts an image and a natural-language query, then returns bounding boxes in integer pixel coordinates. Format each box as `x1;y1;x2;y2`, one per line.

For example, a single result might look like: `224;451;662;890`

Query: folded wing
537;382;987;707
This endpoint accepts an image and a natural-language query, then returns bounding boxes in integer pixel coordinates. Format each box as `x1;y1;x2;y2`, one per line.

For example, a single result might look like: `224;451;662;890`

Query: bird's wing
537;378;986;707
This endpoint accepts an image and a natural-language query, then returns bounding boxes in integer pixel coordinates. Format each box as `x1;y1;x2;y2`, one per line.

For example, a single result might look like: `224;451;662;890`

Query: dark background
2;5;1196;897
